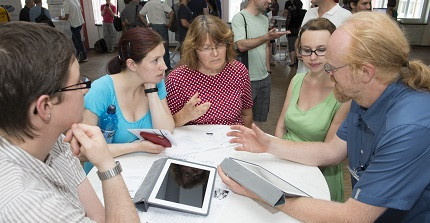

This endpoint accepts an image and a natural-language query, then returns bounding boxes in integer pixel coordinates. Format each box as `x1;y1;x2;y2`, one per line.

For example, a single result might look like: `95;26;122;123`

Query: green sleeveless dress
283;73;344;202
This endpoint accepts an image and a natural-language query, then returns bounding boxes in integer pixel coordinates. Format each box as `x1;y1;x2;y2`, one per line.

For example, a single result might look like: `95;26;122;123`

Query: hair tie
402;61;409;68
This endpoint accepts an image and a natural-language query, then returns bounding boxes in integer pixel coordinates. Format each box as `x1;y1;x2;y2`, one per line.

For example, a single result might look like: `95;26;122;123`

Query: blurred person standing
178;0;192;45
121;0;146;32
232;0;288;127
140;0;174;71
285;0;306;67
19;0;34;22
29;0;52;22
60;0;87;63
101;0;117;53
348;0;371;13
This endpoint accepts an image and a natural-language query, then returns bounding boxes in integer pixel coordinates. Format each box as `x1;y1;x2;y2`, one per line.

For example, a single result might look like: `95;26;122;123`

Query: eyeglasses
197;43;227;55
299;47;326;57
324;63;349;74
54;75;91;93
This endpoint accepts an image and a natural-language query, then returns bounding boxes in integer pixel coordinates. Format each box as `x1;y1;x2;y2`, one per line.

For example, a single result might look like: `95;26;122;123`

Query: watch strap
97;161;122;181
144;87;158;94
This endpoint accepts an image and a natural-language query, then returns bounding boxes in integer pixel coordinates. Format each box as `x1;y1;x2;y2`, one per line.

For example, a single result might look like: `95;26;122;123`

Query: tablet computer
147;159;216;215
232;158;310;197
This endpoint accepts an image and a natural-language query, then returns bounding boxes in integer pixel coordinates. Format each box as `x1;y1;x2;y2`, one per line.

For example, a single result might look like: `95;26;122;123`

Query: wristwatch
144;87;158;94
97;161;122;181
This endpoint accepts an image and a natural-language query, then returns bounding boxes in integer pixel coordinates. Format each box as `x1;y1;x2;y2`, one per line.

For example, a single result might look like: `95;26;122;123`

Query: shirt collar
324;4;342;16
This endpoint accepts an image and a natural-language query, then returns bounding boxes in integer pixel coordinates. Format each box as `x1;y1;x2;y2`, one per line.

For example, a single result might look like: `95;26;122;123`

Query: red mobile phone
140;132;172;147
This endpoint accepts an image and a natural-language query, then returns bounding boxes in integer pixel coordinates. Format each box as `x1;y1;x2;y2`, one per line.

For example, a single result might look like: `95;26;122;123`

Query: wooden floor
80;45;430;202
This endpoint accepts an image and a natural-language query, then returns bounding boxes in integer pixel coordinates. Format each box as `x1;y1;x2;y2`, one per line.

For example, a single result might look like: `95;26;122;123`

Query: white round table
88;125;330;223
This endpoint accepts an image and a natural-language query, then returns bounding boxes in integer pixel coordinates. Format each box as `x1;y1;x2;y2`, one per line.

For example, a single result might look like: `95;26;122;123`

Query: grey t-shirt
121;2;144;27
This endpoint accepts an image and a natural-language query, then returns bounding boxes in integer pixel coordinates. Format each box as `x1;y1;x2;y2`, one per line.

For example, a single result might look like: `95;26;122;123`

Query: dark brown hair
0;22;75;142
297;18;336;49
107;27;164;74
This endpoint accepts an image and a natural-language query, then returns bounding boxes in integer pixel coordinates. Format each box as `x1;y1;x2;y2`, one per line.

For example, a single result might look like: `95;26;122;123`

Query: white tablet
147;159;216;215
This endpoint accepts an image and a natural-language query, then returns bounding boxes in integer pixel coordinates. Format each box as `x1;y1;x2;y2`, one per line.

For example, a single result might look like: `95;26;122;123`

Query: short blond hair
179;15;236;70
341;12;430;91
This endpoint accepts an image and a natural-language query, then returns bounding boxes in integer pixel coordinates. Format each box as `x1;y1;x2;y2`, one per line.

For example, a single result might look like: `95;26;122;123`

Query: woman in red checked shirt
166;15;253;128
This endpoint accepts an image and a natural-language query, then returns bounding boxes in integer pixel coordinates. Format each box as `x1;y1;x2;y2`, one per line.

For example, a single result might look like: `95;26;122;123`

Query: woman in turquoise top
275;18;350;202
82;27;174;164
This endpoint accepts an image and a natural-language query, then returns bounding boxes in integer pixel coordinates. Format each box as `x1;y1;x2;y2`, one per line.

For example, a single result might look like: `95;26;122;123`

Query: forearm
278;197;384;223
101;161;139;222
241;109;253;128
278;197;349;222
236;35;269;52
108;143;139;157
274;121;286;138
147;94;175;132
267;138;339;166
172;110;190;127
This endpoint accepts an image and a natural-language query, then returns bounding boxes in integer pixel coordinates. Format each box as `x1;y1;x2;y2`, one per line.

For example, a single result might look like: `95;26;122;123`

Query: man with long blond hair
220;12;430;222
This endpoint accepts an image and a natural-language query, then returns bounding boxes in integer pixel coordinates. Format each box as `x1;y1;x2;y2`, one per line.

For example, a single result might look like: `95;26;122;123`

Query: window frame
372;0;430;24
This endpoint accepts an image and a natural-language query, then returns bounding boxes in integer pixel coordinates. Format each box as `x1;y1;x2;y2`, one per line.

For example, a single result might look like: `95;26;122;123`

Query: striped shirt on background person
0;135;94;222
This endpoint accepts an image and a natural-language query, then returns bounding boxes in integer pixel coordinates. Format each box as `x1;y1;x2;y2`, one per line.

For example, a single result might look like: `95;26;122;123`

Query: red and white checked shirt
166;61;253;126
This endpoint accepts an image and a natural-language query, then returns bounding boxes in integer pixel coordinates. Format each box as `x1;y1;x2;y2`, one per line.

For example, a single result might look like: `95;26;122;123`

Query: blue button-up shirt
337;81;430;222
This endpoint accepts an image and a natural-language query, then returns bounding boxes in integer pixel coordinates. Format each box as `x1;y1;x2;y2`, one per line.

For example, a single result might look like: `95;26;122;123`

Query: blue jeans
151;24;171;70
70;25;86;58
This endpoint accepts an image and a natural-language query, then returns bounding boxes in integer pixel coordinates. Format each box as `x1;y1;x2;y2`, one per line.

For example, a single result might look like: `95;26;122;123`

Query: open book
220;157;311;207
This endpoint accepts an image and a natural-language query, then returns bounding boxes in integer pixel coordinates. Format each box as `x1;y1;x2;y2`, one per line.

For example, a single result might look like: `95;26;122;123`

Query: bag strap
239;12;247;39
40;7;45;16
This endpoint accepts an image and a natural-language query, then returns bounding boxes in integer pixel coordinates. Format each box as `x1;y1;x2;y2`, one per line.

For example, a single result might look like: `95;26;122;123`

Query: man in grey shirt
121;0;146;32
140;0;174;70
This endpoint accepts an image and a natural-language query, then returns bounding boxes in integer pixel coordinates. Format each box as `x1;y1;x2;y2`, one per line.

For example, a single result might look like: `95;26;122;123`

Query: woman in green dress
274;18;351;202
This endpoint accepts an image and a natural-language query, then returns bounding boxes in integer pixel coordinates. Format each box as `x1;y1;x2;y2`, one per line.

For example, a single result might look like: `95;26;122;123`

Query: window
92;0;118;25
372;0;430;23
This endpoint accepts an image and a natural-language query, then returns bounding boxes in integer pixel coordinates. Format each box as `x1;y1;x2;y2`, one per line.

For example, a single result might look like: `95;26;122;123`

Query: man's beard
330;75;351;103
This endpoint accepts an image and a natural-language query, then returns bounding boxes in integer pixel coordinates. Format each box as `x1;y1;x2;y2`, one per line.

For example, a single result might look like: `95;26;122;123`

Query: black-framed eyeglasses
299;47;326;57
197;43;227;55
54;75;91;93
324;63;349;74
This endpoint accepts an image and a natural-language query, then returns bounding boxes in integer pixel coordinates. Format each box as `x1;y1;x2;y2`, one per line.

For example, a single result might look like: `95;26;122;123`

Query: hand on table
227;124;271;153
64;123;114;170
133;140;166;154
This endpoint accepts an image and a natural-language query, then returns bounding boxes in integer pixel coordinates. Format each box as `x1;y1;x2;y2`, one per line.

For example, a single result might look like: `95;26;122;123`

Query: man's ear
361;63;376;83
350;2;356;10
126;58;137;72
33;95;53;120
